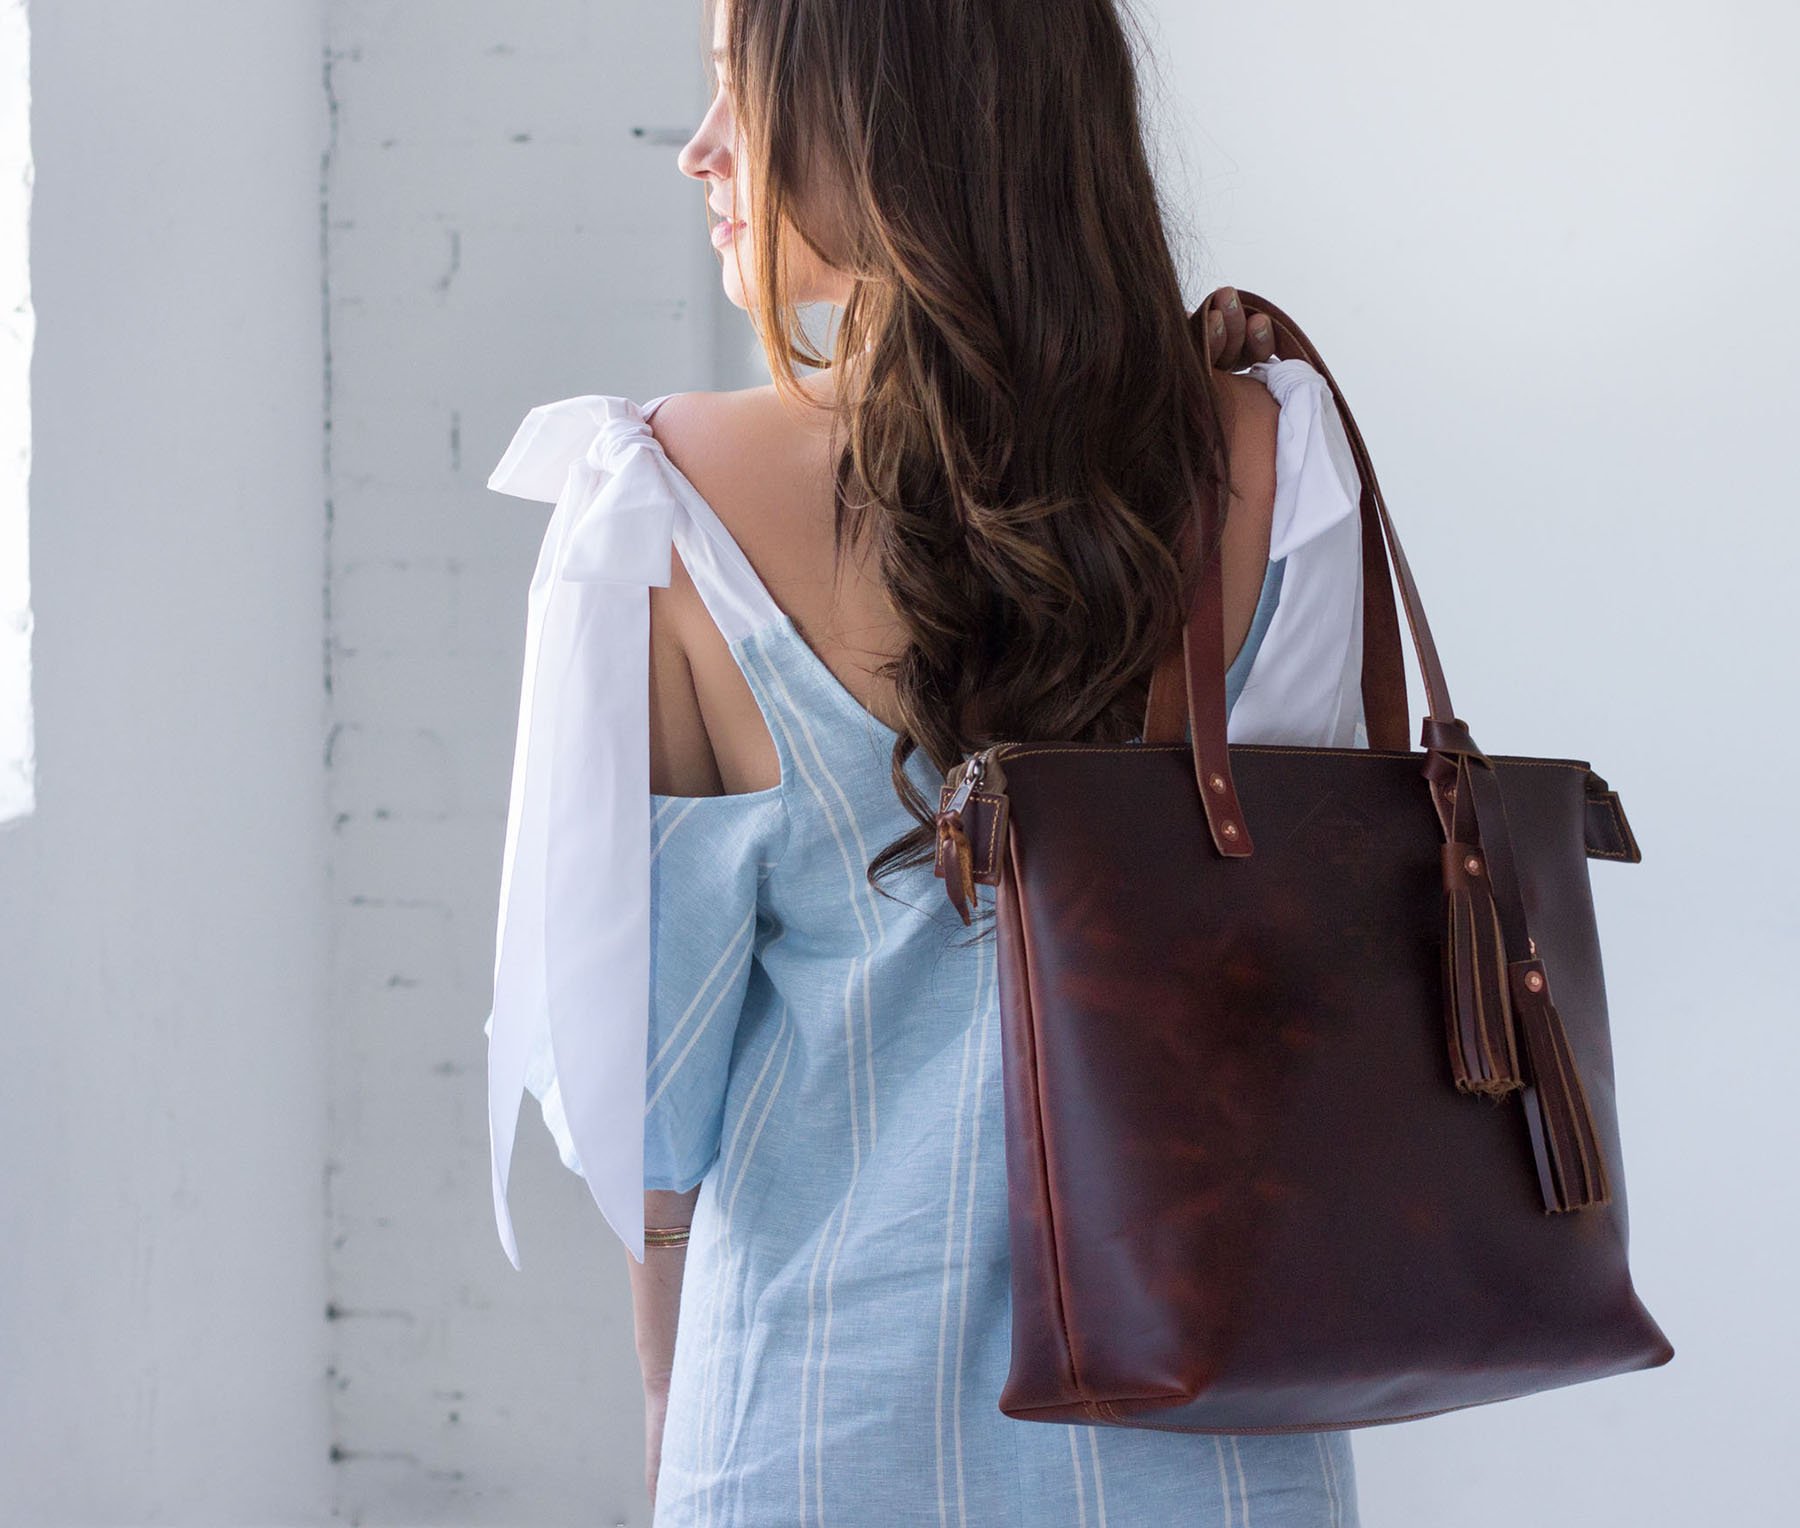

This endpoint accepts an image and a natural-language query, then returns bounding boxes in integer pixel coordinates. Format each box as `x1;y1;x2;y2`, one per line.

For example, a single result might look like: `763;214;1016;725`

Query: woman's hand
1201;285;1277;370
645;1381;670;1513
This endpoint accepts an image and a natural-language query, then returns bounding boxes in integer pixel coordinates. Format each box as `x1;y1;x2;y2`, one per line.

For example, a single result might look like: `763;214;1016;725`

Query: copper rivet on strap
1221;820;1239;839
1208;772;1226;793
1463;854;1481;876
1525;970;1545;993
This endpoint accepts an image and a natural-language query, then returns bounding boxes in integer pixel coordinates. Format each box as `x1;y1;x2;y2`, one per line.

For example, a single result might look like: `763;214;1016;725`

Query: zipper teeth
949;741;1012;797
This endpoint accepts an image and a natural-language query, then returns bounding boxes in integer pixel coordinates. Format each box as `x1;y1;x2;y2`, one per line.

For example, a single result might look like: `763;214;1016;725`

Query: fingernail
1225;292;1239;311
1211;313;1225;336
1253;320;1270;339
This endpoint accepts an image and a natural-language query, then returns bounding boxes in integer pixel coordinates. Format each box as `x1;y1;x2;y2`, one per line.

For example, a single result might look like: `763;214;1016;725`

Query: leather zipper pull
934;749;989;925
937;810;978;925
935;746;1013;925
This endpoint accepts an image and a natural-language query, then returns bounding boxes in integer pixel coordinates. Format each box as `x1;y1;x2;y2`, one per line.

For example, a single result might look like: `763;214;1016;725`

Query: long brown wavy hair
703;0;1231;924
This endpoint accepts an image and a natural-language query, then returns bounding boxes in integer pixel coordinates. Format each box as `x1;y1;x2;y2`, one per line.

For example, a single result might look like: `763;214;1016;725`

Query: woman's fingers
1202;286;1276;368
1243;304;1275;362
1205;286;1246;366
1202;292;1227;363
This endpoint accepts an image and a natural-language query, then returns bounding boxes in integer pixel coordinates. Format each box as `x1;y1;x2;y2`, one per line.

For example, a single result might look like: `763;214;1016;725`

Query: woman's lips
712;218;747;247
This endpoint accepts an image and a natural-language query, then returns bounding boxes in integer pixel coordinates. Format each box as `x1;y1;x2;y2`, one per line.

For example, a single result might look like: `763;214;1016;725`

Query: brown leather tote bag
931;292;1674;1433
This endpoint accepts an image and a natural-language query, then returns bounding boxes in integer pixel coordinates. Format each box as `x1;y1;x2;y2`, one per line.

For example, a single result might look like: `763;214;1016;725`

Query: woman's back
485;354;1370;1526
646;366;1285;788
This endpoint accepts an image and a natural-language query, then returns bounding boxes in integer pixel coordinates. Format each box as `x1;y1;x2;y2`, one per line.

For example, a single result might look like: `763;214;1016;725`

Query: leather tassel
1441;841;1523;1097
937;810;977;926
1509;957;1612;1213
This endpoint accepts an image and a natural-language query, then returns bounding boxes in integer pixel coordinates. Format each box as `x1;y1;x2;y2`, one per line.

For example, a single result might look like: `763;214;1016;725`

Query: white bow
484;395;676;1268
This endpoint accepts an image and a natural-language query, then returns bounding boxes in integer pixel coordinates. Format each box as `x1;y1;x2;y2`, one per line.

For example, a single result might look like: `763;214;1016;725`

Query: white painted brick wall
322;3;730;1519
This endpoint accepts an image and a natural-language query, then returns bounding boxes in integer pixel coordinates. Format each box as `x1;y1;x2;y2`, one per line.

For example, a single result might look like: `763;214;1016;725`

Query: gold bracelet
644;1223;692;1248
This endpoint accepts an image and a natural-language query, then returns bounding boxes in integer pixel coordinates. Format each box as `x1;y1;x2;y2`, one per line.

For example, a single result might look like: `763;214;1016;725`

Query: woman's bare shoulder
1209;371;1281;664
644;382;842;588
1213;367;1280;438
647;376;838;474
641;383;846;797
1213;369;1279;514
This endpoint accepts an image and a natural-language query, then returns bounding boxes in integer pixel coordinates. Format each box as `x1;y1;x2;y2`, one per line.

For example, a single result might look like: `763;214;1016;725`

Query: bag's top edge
989;740;1596;775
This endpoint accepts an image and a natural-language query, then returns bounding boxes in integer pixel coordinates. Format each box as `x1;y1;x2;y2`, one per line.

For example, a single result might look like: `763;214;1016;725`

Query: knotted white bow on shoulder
484;393;679;1268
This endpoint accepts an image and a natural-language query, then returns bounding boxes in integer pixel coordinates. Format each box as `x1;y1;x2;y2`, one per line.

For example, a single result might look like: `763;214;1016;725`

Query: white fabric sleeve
1225;358;1369;750
482;394;681;1269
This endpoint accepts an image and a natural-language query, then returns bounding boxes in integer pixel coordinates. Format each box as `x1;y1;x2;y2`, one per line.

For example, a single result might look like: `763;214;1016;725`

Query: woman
484;0;1366;1521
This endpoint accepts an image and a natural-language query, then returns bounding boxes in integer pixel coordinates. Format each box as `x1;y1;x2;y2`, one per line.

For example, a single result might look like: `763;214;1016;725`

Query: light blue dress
643;565;1366;1528
639;405;1369;1524
487;359;1370;1526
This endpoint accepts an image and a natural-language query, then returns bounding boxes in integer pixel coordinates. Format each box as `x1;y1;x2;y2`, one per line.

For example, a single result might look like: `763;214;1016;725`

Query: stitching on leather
937;786;1007;877
986;748;1634;863
999;742;1595;775
961;751;1629;859
969;790;1004;876
1584;795;1634;860
1003;1396;1469;1433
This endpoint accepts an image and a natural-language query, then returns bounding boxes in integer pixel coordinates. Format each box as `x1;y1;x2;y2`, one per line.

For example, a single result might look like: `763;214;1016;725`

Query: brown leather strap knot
1420;715;1489;760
